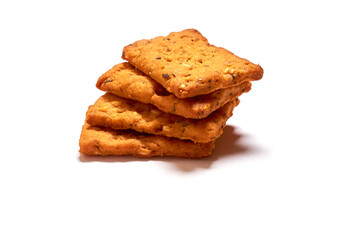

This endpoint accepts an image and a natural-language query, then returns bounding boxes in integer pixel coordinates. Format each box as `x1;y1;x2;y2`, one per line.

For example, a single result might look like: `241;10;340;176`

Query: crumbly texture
79;123;215;158
86;93;239;143
122;29;263;98
97;63;251;119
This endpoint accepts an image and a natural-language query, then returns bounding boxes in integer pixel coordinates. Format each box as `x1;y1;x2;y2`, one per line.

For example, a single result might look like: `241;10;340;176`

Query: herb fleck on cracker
103;79;113;84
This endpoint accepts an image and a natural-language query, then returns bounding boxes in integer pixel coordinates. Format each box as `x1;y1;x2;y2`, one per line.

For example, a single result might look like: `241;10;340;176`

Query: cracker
122;29;263;98
79;123;214;158
97;63;251;119
86;93;239;143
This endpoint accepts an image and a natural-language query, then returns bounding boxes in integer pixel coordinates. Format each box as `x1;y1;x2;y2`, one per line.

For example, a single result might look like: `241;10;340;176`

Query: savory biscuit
122;29;263;98
97;63;251;119
79;123;215;158
86;93;239;143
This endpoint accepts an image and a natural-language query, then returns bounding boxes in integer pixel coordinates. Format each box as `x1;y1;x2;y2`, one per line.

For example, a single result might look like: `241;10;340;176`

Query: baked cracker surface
122;29;263;98
86;93;239;143
79;123;215;158
97;62;251;119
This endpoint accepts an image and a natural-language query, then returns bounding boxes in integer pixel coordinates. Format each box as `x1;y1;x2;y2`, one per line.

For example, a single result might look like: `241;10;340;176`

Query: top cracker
122;29;263;98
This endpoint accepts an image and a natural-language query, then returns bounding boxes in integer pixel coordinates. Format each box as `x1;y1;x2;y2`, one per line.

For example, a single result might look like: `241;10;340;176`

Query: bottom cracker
79;123;215;158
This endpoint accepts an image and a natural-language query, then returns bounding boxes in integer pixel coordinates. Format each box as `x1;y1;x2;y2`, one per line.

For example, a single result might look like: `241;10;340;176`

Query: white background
1;0;359;239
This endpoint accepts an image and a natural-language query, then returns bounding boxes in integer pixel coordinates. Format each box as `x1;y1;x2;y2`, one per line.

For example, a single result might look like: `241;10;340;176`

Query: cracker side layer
79;123;215;158
122;29;263;98
97;62;251;119
86;93;239;143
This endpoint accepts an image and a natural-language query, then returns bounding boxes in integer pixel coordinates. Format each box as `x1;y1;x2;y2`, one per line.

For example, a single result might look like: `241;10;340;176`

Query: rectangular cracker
79;123;215;158
122;29;263;98
97;62;251;119
86;93;239;143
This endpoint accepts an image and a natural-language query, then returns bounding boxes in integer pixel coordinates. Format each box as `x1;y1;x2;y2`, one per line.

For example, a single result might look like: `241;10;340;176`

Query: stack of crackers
79;29;263;158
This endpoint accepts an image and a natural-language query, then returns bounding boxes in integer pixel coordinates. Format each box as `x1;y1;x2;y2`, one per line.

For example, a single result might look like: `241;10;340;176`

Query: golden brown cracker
122;29;263;98
79;123;215;158
97;63;251;119
86;93;239;143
